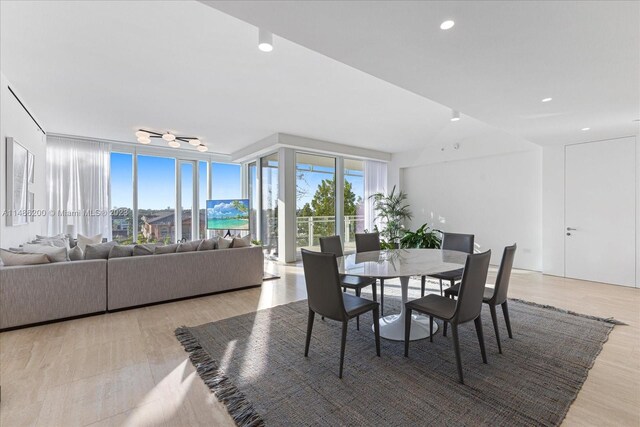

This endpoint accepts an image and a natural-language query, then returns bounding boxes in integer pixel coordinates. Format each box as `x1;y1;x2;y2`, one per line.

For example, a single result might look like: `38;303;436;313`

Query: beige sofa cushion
85;241;118;260
197;238;217;251
177;240;202;252
155;244;179;254
217;237;232;249
0;249;50;266
21;243;68;262
231;236;251;248
78;233;102;252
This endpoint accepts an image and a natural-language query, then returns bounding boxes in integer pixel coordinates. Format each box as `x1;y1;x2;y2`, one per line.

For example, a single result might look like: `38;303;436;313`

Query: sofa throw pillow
77;233;102;252
21;243;68;262
217;237;233;249
85;241;119;260
0;249;50;266
177;239;202;253
133;244;156;256
68;245;84;261
197;238;217;251
154;244;179;254
108;244;134;259
231;235;251;248
35;234;70;249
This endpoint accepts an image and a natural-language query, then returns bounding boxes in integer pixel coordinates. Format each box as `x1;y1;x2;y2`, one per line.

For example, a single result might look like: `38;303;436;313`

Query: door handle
566;227;577;231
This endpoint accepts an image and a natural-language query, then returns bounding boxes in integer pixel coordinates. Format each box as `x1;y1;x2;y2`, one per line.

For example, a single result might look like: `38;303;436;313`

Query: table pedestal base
374;313;437;341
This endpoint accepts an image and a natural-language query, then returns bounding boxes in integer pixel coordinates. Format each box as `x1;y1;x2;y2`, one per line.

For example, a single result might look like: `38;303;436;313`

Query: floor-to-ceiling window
344;159;365;252
261;153;278;257
110;152;134;244
248;162;258;242
296;153;336;252
137;155;176;243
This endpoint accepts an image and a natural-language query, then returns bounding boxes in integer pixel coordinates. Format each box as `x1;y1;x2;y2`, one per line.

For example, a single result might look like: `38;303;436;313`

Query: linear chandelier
134;129;208;152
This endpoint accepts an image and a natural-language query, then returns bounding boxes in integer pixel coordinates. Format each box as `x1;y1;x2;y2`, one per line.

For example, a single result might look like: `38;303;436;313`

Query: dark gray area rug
176;295;617;427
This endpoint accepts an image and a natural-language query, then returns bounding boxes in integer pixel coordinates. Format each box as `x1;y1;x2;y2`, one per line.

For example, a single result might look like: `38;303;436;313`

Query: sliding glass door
296;153;336;252
137;155;176;243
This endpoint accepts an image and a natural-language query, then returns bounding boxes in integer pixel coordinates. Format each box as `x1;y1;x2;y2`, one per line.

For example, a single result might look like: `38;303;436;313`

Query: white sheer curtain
363;160;387;232
46;135;111;239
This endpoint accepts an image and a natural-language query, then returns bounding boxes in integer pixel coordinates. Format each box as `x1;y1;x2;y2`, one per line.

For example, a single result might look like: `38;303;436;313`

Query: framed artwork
6;137;30;226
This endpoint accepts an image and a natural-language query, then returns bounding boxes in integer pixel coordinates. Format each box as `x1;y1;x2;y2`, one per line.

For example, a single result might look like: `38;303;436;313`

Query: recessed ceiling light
440;20;455;30
581;127;590;131
258;28;273;52
541;97;552;102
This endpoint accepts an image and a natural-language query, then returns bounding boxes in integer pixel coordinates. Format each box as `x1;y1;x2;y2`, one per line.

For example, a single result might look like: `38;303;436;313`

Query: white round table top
337;248;468;278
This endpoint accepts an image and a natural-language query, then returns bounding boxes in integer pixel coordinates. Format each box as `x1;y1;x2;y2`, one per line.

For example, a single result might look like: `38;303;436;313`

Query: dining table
337;248;468;341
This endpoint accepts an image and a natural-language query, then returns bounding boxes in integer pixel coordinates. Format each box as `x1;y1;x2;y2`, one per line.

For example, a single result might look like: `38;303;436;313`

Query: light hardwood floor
1;262;638;426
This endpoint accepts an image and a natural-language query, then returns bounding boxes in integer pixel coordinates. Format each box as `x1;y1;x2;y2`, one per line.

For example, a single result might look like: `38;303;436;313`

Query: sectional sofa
0;246;264;330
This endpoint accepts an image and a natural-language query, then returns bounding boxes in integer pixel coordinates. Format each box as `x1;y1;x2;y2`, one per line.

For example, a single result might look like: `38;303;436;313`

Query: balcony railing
296;215;364;249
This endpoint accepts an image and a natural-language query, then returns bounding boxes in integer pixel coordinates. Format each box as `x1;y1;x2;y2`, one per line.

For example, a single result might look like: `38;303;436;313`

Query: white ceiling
2;2;635;158
205;0;640;146
1;0;533;156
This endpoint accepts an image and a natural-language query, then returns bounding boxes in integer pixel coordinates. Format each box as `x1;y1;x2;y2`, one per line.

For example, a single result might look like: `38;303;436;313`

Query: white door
565;137;636;287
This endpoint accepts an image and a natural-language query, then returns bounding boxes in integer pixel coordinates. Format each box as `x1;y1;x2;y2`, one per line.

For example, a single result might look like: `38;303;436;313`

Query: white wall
0;73;47;248
401;149;543;271
541;145;565;276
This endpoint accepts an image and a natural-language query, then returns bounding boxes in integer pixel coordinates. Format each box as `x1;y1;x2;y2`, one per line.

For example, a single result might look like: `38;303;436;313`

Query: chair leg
502;301;513;339
380;279;385;316
439;279;443;296
373;306;381;357
474;316;488;364
355;288;361;331
489;305;502;354
404;307;412;357
339;321;348;379
421;276;426;297
371;280;377;302
451;324;464;384
443;320;448;337
305;309;315;357
429;315;434;342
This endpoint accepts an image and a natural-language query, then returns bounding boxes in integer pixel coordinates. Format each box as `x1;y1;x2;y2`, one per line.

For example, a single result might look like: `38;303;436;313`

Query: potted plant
369;185;412;248
400;223;442;249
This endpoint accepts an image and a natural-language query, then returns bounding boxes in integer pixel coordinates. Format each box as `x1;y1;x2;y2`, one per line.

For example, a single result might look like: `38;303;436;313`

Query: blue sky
110;153;241;210
110;153;362;210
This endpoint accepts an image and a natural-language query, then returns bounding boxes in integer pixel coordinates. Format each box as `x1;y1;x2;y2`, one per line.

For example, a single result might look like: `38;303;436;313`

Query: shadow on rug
176;296;618;427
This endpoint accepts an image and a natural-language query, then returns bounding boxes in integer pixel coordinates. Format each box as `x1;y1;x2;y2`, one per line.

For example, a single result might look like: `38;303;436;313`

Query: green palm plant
369;185;412;247
400;223;442;249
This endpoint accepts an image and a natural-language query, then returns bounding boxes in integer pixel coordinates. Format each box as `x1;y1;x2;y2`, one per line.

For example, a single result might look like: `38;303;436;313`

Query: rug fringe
509;298;627;325
175;327;266;427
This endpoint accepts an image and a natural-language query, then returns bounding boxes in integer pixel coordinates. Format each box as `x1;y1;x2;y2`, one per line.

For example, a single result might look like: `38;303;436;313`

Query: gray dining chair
405;250;491;384
355;232;392;315
424;232;474;297
301;249;381;378
445;244;517;354
319;235;377;330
